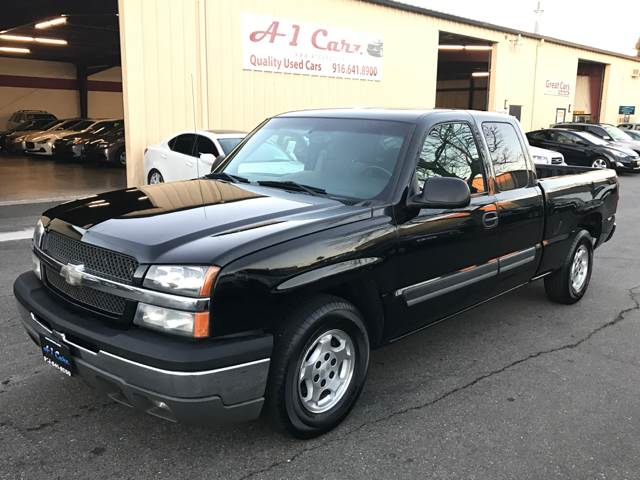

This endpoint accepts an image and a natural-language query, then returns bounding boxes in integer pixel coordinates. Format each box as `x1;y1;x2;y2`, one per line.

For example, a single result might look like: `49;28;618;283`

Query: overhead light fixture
0;34;67;46
0;46;30;54
438;45;492;51
35;37;67;45
35;16;67;29
465;45;492;51
0;34;32;42
472;71;490;77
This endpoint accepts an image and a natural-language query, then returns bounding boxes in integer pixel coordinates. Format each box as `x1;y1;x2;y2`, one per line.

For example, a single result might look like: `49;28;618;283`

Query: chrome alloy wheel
591;158;608;169
119;150;126;165
149;171;163;184
297;329;355;414
570;245;589;292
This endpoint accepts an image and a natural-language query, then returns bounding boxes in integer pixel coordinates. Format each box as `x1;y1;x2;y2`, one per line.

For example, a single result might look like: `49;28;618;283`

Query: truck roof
276;108;514;123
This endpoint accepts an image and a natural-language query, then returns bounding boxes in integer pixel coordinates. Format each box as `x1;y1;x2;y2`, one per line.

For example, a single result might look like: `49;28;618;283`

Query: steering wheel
361;165;392;178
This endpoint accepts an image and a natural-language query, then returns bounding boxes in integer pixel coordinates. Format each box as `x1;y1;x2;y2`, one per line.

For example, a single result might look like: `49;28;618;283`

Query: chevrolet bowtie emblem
60;263;85;287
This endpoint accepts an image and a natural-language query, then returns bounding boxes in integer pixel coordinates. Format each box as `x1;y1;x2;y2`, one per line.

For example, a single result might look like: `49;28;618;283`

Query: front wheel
591;157;610;169
118;148;126;166
265;294;370;438
544;229;593;304
148;169;164;184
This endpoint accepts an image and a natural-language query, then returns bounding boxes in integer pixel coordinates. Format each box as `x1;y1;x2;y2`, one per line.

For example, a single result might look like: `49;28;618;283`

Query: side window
550;131;574;144
416;122;486;194
195;135;219;157
170;134;196;156
482;122;531;191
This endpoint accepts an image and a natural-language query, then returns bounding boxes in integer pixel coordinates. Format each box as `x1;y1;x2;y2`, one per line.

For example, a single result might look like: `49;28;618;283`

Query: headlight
134;303;209;338
532;155;548;164
33;219;45;248
143;265;218;297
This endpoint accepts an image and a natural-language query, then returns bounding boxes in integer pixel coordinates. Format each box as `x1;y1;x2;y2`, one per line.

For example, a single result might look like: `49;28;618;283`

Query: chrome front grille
44;265;127;316
44;231;138;284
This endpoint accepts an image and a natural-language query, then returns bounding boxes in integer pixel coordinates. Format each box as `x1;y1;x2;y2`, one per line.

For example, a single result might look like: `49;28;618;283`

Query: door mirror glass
413;177;471;209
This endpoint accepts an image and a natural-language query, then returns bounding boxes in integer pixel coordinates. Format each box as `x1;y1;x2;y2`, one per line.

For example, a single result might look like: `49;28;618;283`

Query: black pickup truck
14;109;618;438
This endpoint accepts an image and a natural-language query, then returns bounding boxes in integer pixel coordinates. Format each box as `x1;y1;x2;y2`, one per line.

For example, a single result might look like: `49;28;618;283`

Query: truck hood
43;179;371;266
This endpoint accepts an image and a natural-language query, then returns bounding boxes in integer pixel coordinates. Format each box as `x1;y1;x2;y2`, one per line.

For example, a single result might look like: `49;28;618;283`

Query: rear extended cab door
473;115;545;290
388;112;502;338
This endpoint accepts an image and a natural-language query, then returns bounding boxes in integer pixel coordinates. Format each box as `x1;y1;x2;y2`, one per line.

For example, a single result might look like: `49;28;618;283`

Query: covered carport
0;0;125;204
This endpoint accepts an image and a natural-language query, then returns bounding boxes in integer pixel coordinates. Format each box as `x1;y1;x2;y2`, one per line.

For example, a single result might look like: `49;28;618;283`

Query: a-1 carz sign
241;13;383;81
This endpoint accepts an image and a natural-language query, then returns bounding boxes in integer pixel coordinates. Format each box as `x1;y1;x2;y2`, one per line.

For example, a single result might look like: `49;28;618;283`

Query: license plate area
40;334;74;376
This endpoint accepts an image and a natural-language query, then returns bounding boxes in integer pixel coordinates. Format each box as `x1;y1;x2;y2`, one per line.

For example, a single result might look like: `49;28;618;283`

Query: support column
76;64;88;118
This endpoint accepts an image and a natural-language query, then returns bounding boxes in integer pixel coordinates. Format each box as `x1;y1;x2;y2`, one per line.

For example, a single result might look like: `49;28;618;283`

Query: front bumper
25;141;54;155
616;159;640;172
14;272;272;424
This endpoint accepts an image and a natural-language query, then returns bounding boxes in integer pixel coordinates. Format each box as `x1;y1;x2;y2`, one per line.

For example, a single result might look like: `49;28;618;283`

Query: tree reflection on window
482;122;530;191
417;122;486;194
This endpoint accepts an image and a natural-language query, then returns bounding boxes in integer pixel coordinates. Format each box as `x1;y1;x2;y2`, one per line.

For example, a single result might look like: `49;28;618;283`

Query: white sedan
529;145;566;165
144;130;246;184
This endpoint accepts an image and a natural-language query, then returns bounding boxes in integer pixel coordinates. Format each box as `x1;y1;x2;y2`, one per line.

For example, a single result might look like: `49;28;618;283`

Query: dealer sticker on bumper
40;335;74;376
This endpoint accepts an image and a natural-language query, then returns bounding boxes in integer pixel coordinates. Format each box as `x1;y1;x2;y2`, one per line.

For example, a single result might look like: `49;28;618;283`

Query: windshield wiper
257;180;326;196
207;172;250;183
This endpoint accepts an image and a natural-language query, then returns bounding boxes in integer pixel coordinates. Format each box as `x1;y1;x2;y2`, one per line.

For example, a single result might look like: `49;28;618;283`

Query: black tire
264;294;370;438
544;229;593;304
117;148;126;166
147;169;164;184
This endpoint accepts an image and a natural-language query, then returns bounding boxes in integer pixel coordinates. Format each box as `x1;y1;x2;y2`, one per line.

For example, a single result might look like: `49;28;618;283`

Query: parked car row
527;122;640;172
0;117;126;166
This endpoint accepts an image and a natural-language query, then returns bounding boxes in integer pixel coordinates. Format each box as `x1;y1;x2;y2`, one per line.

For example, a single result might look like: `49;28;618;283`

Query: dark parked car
618;122;640;132
53;119;124;161
527;128;640;171
83;125;126;166
553;122;640;155
15;109;618;438
622;129;640;141
0;118;62;153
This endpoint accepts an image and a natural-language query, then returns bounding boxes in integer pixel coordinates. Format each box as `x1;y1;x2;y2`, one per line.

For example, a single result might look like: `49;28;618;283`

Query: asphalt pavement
1;175;640;479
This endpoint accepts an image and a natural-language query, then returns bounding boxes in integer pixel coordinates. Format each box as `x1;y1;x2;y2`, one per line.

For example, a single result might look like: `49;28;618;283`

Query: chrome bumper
16;303;269;423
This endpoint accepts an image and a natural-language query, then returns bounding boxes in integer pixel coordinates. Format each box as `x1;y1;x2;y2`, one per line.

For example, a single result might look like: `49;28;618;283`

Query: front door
389;118;502;338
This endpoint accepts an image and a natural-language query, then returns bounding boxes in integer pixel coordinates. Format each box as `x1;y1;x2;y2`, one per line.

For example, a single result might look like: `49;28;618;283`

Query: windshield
218;137;243;154
88;120;124;134
602;124;631;141
573;131;609;146
53;120;80;131
221;117;412;200
69;120;94;131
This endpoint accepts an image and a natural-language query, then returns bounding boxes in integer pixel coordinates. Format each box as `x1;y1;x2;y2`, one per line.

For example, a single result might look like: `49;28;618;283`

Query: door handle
482;211;499;228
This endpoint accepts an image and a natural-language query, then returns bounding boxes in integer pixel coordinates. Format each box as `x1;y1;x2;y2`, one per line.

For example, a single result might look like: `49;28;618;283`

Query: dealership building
1;0;640;194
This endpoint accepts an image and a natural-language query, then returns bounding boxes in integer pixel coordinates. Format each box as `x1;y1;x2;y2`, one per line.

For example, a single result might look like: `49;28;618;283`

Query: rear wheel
118;148;126;166
265;294;370;438
591;157;610;169
148;169;164;184
544;229;593;304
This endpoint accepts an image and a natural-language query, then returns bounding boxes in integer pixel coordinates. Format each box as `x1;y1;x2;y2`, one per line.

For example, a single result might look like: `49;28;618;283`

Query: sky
407;0;640;56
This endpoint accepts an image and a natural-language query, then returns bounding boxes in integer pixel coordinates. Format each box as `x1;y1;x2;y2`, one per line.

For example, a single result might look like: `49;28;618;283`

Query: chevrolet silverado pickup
14;109;618;438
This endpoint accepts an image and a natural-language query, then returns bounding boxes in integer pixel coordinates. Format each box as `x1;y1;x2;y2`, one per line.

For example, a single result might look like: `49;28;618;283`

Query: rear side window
195;135;219;156
482;122;531;191
169;134;196;156
416;122;486;194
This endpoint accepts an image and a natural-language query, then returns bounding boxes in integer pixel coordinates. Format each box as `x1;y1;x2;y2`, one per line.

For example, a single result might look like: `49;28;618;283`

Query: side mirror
199;153;216;164
210;153;226;172
410;177;471;209
602;135;612;141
